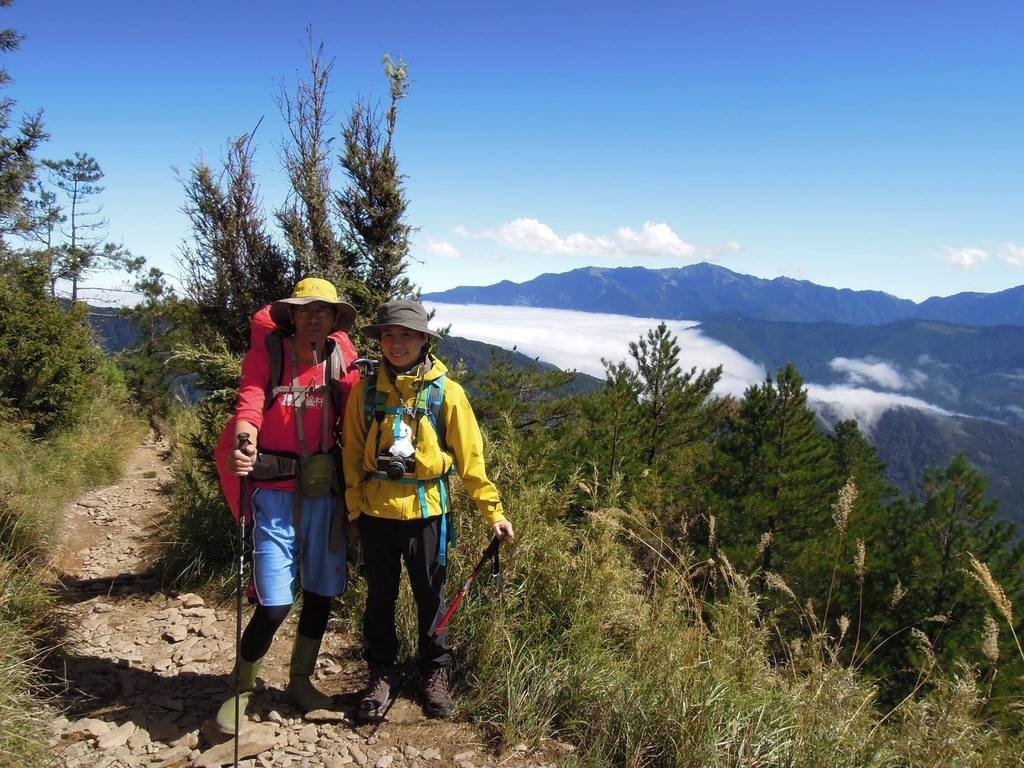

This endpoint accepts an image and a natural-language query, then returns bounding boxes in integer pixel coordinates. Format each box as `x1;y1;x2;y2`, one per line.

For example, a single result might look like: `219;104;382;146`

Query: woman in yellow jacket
342;300;514;722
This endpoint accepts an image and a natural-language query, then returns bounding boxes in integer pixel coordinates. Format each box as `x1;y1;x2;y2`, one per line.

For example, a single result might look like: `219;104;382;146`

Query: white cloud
425;302;763;396
999;241;1024;267
456;218;732;261
424;237;462;260
703;240;743;259
944;246;990;270
425;302;958;434
829;356;926;391
492;218;618;256
1005;405;1024;420
616;221;696;259
807;384;952;433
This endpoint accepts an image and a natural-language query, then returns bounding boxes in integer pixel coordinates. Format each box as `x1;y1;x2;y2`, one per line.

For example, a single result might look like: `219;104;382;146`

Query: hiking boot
420;665;454;719
284;634;334;713
357;663;399;722
214;657;262;735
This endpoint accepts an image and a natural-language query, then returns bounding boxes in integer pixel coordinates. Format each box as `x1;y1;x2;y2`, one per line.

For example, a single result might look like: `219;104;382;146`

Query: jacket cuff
482;504;506;526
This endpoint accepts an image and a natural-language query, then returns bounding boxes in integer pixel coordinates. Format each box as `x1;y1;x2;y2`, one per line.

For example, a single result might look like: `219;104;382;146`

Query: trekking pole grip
233;431;251;764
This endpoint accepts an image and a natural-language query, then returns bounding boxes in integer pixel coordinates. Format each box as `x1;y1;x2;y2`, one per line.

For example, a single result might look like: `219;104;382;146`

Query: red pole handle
433;536;501;636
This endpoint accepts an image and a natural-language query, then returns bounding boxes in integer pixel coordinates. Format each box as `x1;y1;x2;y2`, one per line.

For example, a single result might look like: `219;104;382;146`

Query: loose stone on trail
45;432;558;767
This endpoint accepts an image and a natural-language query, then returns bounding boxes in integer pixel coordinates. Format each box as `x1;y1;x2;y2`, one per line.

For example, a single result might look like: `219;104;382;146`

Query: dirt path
45;433;564;768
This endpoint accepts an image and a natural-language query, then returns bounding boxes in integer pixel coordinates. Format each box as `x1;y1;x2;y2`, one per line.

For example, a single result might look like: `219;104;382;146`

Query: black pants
239;589;331;663
358;514;452;669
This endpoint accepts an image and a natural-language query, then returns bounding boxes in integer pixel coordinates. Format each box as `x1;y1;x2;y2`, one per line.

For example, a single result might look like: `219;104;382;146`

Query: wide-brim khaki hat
269;277;356;332
361;299;440;341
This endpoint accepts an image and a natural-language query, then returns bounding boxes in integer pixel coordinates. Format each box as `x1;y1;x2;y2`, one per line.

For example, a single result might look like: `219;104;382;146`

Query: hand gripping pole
234;432;252;766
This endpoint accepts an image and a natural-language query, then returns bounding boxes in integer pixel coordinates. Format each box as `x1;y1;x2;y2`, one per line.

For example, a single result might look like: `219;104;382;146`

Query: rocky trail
44;433;565;768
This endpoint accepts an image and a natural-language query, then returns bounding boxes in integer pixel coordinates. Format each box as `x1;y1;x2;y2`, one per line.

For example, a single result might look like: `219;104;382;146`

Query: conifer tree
118;266;190;425
0;4;45;249
275;37;356;294
598;323;723;478
814;420;904;666
21;181;62;295
711;363;840;588
179;135;295;355
864;454;1024;713
42;152;138;302
336;54;414;314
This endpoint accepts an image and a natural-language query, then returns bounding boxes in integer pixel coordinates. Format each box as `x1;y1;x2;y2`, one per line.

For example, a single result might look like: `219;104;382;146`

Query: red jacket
216;306;359;518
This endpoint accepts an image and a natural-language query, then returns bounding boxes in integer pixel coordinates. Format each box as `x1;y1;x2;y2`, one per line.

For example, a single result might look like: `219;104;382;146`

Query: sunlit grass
0;391;144;767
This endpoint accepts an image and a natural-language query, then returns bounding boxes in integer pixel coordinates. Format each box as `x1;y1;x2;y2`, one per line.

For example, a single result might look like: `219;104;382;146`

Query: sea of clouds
425;302;953;432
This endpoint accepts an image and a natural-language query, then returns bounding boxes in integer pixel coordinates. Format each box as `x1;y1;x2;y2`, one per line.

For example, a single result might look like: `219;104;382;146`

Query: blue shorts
250;488;347;606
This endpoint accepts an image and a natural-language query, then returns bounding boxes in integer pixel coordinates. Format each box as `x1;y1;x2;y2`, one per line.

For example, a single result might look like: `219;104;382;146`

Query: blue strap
365;372;453;564
438;510;449;567
370;469;453;565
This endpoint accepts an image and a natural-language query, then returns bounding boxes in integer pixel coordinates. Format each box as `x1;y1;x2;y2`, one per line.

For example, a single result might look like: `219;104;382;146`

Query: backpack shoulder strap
363;376;380;431
265;332;345;414
264;330;286;406
324;337;346;415
364;371;447;449
425;374;446;450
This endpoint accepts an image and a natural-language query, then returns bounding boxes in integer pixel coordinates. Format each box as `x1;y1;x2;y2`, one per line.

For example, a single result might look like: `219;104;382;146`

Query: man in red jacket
215;278;358;735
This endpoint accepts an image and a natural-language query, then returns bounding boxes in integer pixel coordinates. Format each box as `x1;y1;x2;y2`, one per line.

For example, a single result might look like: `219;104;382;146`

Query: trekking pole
433;536;502;637
234;432;252;768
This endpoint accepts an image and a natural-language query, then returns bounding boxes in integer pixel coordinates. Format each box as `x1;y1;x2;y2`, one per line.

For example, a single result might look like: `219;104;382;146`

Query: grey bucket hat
361;299;440;341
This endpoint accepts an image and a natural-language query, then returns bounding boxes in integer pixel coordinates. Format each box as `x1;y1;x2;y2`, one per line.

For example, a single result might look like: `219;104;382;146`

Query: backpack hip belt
250;449;301;481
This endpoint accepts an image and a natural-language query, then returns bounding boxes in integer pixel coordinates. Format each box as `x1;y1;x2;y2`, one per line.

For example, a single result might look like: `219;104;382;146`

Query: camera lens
385;461;405;480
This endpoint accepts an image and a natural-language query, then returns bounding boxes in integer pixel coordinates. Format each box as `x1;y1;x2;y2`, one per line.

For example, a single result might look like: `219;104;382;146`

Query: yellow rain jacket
342;356;506;526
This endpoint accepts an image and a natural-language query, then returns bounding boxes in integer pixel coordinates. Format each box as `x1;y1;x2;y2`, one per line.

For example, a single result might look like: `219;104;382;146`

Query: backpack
215;305;359;521
363;367;456;564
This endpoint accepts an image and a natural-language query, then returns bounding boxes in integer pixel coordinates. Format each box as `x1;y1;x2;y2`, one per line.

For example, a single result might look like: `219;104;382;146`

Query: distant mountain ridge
422;262;1024;326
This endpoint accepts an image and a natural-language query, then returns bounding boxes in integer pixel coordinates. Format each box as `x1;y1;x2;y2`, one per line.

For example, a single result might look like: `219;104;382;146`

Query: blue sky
8;1;1024;304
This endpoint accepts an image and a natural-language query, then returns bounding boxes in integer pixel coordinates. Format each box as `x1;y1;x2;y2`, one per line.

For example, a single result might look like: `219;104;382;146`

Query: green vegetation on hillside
0;269;144;765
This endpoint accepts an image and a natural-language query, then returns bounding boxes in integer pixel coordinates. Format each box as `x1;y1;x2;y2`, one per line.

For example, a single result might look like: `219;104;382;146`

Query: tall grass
157;401;239;593
444;424;1024;767
0;384;144;767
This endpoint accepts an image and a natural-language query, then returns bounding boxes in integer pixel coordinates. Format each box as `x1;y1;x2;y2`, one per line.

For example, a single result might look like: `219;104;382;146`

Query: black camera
377;454;416;480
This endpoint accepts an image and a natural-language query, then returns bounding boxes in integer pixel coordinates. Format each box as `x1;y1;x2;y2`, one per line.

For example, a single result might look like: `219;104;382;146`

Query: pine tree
275;36;357;294
336;54;414;314
42;152;138;302
0;5;45;249
711;363;840;589
20;180;62;295
863;454;1024;715
179;135;295;354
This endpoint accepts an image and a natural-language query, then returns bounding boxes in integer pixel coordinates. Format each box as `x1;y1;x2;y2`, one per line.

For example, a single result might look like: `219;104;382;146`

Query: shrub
158;401;238;591
0;257;103;437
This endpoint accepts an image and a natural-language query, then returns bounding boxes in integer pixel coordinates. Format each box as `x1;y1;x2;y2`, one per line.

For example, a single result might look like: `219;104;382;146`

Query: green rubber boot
284;634;334;712
214;657;262;735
